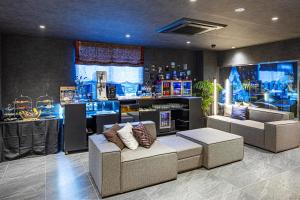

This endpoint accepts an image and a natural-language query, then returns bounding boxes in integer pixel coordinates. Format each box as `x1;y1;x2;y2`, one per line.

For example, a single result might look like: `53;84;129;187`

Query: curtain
75;41;144;66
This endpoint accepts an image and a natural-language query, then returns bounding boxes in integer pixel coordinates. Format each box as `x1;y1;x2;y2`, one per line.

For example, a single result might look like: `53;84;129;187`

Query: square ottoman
158;135;203;173
177;128;244;169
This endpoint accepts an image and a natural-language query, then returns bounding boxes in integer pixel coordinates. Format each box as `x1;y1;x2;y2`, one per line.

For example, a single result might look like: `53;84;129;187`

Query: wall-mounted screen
219;61;298;115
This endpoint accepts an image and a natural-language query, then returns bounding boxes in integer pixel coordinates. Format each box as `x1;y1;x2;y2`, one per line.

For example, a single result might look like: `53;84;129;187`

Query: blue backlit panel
75;64;143;84
219;61;298;115
75;64;143;96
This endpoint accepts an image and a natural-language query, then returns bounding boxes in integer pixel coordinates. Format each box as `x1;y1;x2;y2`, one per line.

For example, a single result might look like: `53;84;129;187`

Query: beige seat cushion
208;115;232;122
248;107;294;122
230;120;264;130
121;141;176;162
158;135;203;159
231;120;265;148
177;128;242;145
208;115;247;124
207;115;232;132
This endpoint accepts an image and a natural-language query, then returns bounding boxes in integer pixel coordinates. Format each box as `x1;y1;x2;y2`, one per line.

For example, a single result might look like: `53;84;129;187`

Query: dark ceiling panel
0;0;299;50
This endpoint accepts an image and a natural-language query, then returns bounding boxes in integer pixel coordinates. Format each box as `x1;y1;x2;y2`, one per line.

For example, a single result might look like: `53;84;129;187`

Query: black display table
0;118;61;162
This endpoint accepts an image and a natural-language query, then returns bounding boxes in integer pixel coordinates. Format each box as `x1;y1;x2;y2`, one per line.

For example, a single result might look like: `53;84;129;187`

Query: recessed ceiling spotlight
234;8;245;13
186;41;191;44
125;34;131;38
39;25;46;29
232;46;236;49
271;17;279;22
190;0;197;2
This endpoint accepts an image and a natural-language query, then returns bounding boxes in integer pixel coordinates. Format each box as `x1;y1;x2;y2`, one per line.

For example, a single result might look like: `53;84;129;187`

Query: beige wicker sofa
89;121;203;197
207;106;300;152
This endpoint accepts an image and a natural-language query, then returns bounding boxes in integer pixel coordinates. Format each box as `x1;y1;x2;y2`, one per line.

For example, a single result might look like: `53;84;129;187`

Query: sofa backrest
248;107;294;122
103;121;157;140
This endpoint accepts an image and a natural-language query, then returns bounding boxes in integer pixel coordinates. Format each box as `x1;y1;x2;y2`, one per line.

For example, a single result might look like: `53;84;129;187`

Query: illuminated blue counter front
85;100;120;118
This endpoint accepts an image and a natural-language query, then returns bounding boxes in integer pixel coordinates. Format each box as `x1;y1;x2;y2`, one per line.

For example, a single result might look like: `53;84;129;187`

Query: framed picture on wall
60;86;76;105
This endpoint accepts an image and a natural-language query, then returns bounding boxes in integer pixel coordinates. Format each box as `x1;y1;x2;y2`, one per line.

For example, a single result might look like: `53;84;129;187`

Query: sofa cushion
121;141;176;162
117;123;139;150
207;115;232;132
105;121;157;140
158;135;203;160
132;123;154;148
224;105;232;117
207;115;246;132
103;124;125;150
177;128;242;145
248;107;293;122
231;105;248;120
230;120;264;130
231;120;265;148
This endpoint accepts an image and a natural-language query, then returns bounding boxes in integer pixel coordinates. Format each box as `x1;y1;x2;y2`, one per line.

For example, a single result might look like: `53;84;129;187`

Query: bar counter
0;118;62;162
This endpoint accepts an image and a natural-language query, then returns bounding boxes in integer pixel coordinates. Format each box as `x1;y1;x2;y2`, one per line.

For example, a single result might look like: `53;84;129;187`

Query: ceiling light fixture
232;46;236;49
125;34;131;38
189;0;197;2
39;25;46;29
186;41;191;44
234;8;245;13
271;17;279;22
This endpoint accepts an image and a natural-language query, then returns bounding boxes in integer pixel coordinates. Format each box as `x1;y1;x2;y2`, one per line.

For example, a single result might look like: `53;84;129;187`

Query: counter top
119;96;200;101
0;117;61;124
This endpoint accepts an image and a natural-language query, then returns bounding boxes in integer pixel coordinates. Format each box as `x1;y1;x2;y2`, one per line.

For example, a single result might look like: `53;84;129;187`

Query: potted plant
194;80;223;127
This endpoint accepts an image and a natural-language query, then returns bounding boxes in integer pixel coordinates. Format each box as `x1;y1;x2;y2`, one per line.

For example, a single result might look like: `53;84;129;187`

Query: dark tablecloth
0;118;62;162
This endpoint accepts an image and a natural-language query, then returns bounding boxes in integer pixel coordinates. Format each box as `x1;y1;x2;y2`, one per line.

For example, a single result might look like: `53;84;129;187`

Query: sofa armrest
88;134;121;197
264;120;300;153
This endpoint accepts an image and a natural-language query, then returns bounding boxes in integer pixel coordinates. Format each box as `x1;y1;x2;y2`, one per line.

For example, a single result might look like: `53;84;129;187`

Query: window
75;64;144;96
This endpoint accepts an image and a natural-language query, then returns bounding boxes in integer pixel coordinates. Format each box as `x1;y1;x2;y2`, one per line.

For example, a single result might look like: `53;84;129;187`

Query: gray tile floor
1;145;300;200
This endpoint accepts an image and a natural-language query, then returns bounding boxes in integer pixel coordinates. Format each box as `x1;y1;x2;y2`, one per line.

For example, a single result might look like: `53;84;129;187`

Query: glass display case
182;81;192;96
163;81;172;96
159;111;171;129
14;95;32;115
171;81;182;96
36;95;55;118
85;100;120;118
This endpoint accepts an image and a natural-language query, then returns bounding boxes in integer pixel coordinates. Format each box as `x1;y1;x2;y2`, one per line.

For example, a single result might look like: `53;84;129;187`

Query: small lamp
225;79;231;105
213;78;217;115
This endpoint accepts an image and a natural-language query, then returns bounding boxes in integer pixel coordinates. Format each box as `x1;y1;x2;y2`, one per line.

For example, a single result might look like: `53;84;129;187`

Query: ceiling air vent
157;18;227;35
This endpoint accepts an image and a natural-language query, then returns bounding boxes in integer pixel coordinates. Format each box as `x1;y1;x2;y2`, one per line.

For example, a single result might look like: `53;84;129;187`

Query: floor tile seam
208;187;259;200
218;170;268;184
238;168;296;196
0;164;9;180
269;168;300;195
248;160;286;173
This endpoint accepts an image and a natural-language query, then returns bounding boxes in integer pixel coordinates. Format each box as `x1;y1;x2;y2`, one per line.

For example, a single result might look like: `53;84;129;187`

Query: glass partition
219;61;298;116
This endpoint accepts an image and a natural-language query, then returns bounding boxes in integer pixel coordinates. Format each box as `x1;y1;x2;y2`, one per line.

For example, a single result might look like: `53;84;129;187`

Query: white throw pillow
117;123;139;150
224;105;232;117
